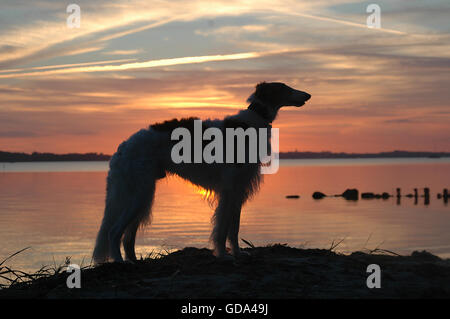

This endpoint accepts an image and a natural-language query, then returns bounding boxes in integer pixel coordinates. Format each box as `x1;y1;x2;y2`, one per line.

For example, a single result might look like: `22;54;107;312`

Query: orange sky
0;0;449;154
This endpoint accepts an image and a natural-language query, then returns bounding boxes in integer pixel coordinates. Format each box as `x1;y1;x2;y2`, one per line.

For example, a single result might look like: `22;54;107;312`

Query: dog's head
247;82;311;122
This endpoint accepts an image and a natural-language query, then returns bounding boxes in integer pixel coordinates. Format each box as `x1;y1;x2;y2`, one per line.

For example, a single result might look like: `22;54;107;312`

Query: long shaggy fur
92;82;310;263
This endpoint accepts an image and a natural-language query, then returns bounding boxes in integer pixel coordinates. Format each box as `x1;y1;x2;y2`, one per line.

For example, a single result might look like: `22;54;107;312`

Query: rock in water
381;192;391;199
361;192;375;199
312;192;326;199
342;189;359;200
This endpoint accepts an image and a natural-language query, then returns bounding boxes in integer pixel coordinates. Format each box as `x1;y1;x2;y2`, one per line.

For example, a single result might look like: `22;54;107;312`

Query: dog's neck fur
246;93;278;123
227;109;271;129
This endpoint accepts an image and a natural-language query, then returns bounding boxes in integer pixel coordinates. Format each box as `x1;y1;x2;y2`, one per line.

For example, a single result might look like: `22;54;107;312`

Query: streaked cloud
0;52;263;78
104;49;143;55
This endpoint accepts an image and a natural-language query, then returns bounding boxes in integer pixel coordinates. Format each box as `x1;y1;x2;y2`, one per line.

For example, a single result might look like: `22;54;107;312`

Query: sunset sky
0;0;449;154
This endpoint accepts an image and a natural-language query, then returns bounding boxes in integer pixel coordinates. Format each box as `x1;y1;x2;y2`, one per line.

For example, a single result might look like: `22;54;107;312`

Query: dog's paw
215;253;235;262
231;250;251;259
236;250;251;257
110;256;125;263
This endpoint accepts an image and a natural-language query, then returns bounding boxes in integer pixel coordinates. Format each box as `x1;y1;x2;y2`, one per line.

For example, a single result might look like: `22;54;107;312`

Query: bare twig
0;247;31;267
241;238;255;249
329;237;347;252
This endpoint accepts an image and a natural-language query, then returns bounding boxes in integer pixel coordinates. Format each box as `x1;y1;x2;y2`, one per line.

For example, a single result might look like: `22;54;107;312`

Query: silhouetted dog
93;82;311;263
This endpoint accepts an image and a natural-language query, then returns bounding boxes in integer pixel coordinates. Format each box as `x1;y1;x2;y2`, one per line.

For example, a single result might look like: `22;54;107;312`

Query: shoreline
1;150;450;163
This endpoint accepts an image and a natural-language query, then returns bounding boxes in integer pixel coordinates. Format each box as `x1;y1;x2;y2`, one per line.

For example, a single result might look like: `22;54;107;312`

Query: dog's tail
92;172;120;264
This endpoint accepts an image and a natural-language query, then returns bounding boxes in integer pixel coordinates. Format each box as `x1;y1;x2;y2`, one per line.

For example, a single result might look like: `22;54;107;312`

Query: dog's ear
256;82;267;90
247;82;266;104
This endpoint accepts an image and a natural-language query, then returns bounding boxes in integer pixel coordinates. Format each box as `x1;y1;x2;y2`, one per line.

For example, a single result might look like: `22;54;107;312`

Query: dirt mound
1;245;449;298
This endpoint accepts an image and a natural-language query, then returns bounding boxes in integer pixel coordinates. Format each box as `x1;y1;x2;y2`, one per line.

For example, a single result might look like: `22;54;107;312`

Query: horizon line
1;149;449;156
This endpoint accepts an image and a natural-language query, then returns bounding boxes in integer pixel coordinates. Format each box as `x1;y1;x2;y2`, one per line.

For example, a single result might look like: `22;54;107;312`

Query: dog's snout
288;89;311;107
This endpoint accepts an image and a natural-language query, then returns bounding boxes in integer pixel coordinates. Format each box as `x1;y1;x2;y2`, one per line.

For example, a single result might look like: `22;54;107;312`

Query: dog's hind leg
109;207;139;262
123;220;139;262
109;182;155;263
123;182;155;262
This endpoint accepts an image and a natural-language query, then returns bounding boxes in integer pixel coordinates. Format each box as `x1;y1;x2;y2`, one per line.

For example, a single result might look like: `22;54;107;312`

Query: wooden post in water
424;187;430;205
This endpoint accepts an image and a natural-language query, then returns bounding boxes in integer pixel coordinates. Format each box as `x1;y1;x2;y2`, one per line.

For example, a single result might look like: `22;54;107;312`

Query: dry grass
0;248;92;289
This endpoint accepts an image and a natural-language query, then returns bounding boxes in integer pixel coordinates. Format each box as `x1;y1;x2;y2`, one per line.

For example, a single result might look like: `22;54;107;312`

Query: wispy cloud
0;0;411;69
0;52;265;78
103;49;143;55
279;11;407;35
0;58;136;75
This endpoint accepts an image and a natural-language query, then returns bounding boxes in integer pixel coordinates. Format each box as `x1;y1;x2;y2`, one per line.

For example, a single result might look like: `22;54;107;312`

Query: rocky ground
1;244;450;299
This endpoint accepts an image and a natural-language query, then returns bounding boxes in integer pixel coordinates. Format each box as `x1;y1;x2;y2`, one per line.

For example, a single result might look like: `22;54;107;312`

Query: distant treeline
1;150;449;162
0;151;111;162
279;150;450;159
0;151;450;162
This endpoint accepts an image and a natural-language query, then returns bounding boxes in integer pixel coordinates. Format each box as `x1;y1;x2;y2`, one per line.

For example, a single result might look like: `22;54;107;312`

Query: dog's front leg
211;192;234;259
227;203;246;257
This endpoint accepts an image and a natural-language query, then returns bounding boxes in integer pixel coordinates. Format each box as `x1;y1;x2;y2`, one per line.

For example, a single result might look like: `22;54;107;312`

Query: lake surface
0;158;449;273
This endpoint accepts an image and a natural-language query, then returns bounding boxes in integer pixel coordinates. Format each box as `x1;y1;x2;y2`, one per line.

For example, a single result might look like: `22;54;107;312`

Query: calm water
0;158;449;273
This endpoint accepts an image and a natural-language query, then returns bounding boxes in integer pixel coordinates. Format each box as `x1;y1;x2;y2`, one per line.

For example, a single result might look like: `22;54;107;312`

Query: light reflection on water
0;158;449;273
